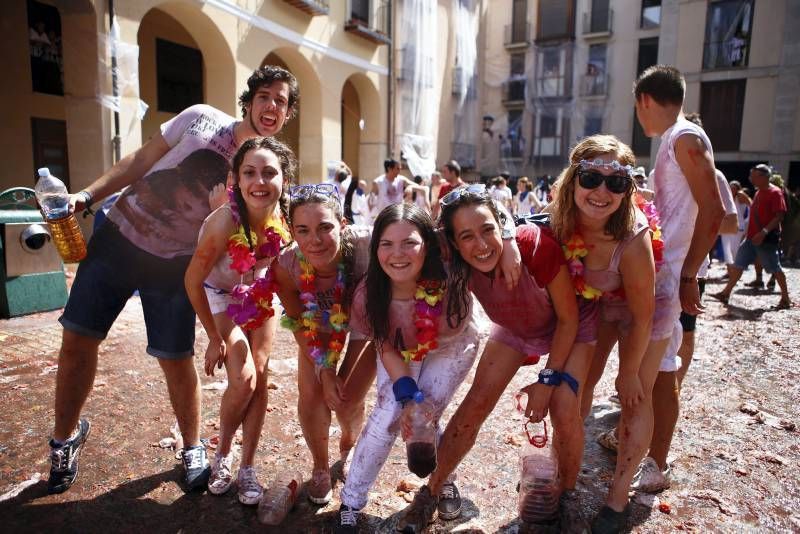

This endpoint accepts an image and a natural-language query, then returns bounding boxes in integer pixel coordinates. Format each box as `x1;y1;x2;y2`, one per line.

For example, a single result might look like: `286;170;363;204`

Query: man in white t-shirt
46;66;299;495
488;175;513;213
590;65;724;533
369;158;409;220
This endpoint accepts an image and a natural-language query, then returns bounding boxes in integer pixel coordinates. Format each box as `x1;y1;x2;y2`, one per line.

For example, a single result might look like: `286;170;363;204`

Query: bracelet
680;276;697;284
392;376;423;406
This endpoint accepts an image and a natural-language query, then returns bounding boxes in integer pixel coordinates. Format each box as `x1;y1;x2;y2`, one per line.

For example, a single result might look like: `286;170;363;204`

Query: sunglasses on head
289;183;339;201
440;183;488;206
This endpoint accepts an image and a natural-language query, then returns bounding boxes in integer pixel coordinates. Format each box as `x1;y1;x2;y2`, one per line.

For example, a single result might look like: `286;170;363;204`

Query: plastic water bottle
518;420;560;524
34;167;86;263
257;471;302;525
404;396;437;477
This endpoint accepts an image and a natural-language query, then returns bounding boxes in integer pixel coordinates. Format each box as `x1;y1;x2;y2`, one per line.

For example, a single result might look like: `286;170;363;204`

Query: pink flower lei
225;186;290;330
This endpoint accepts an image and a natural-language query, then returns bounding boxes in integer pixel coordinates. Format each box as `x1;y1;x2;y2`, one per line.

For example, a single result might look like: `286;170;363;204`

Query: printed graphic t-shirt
107;104;238;258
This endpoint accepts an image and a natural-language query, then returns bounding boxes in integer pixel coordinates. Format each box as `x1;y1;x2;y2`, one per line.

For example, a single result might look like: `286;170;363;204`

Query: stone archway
342;72;383;182
137;2;236;142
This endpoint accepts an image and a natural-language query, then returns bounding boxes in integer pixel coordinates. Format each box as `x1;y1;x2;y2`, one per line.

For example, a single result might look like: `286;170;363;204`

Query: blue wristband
393;376;420;405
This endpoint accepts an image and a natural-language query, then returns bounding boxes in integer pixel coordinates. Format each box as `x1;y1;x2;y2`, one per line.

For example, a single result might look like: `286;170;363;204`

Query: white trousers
340;323;479;510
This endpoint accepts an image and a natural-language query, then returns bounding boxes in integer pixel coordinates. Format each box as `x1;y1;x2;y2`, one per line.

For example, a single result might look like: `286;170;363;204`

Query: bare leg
648;371;679;470
335;339;377;454
159;356;202;447
53;330;101;440
605;337;669;512
238;314;278;466
675;330;694;386
297;348;332;472
774;271;791;304
580;323;619;420
427;340;523;495
550;342;594;490
718;266;744;297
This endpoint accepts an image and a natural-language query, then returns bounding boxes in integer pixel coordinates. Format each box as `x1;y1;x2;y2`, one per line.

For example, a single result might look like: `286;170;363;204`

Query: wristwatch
537;368;560;386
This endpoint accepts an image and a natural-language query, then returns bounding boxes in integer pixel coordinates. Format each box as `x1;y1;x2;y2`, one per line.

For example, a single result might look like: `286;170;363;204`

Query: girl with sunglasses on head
271;183;377;505
184;137;295;504
399;181;597;531
335;203;480;532
549;135;664;532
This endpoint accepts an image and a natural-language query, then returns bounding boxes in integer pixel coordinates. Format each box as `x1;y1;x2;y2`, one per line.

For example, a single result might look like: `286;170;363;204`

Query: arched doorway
137;2;236;141
341;79;361;178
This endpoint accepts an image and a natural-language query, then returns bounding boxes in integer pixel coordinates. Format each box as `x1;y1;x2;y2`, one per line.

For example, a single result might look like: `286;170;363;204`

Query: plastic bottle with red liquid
257;471;302;525
515;391;560;524
404;393;437;477
34;167;87;263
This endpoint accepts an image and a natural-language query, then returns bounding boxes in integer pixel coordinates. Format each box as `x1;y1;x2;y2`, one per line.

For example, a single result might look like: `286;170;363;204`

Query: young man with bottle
45;66;298;495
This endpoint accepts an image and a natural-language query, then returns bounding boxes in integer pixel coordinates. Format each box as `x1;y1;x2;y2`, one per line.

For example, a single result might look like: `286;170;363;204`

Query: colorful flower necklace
400;280;445;363
225;186;290;330
564;192;665;301
296;251;348;369
563;233;604;301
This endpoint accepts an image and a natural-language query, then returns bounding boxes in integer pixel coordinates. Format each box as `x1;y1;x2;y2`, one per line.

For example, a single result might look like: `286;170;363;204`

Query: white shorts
658;320;684;372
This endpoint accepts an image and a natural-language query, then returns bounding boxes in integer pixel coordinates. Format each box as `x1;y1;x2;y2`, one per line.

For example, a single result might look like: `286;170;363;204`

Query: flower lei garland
293;251;349;369
564;192;665;301
400;280;445;364
225;186;291;330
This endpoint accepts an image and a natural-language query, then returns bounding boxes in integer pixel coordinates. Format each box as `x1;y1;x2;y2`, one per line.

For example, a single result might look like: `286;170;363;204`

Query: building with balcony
2;0;392;237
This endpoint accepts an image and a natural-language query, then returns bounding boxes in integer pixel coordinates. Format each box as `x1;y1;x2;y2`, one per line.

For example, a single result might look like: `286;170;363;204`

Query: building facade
2;0;392;235
482;0;800;189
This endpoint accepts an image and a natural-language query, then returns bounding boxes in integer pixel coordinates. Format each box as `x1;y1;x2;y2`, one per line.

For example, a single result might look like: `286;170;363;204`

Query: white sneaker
237;465;263;505
208;452;234;495
632;457;671;493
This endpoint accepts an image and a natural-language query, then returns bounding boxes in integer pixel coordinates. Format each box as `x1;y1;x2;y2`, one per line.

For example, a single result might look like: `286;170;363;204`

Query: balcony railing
582;8;613;35
504;22;530;47
345;3;391;45
702;39;749;70
535;74;569;98
579;73;607;97
503;78;527;104
281;0;329;16
451;142;476;169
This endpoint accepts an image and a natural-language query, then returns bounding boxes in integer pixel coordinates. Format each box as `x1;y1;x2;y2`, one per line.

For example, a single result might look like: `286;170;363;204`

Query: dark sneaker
745;279;764;289
437;482;462;520
590;505;629;534
396;485;438;533
182;444;211;491
47;418;91;494
334;504;360;534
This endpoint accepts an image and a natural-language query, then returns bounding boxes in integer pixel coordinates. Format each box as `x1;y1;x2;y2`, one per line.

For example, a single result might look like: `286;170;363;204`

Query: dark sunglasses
440;183;487;206
289;183;338;200
576;170;632;194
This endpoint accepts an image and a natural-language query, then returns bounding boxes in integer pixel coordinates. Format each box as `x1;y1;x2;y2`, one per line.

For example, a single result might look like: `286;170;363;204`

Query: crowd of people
43;62;794;534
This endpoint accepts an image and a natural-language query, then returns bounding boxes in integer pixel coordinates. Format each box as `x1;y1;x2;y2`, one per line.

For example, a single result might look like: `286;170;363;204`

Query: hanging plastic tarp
397;0;439;140
401;133;437;180
98;17;147;121
452;0;478;107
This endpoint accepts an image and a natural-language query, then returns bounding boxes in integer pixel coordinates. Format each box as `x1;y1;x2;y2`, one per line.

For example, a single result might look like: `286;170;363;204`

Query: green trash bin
0;187;68;318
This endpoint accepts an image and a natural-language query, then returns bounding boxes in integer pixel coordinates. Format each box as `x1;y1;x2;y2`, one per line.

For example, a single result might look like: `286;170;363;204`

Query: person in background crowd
711;164;792;310
433;160;465;219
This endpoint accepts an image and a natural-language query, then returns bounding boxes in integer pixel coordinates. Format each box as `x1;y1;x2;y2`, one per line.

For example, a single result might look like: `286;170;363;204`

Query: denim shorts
59;221;195;359
733;239;782;274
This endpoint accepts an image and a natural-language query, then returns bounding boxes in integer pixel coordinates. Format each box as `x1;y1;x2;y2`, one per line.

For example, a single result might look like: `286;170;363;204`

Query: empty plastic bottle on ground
518;420;560;524
257;471;302;525
404;396;437;477
34;167;86;262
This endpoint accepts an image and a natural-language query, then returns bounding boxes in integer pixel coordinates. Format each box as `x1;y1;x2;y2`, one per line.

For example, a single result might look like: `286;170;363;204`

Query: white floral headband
577;159;634;177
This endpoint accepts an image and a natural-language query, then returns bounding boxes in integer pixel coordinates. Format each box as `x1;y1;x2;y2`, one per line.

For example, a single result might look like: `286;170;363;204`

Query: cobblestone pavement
0;264;798;533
